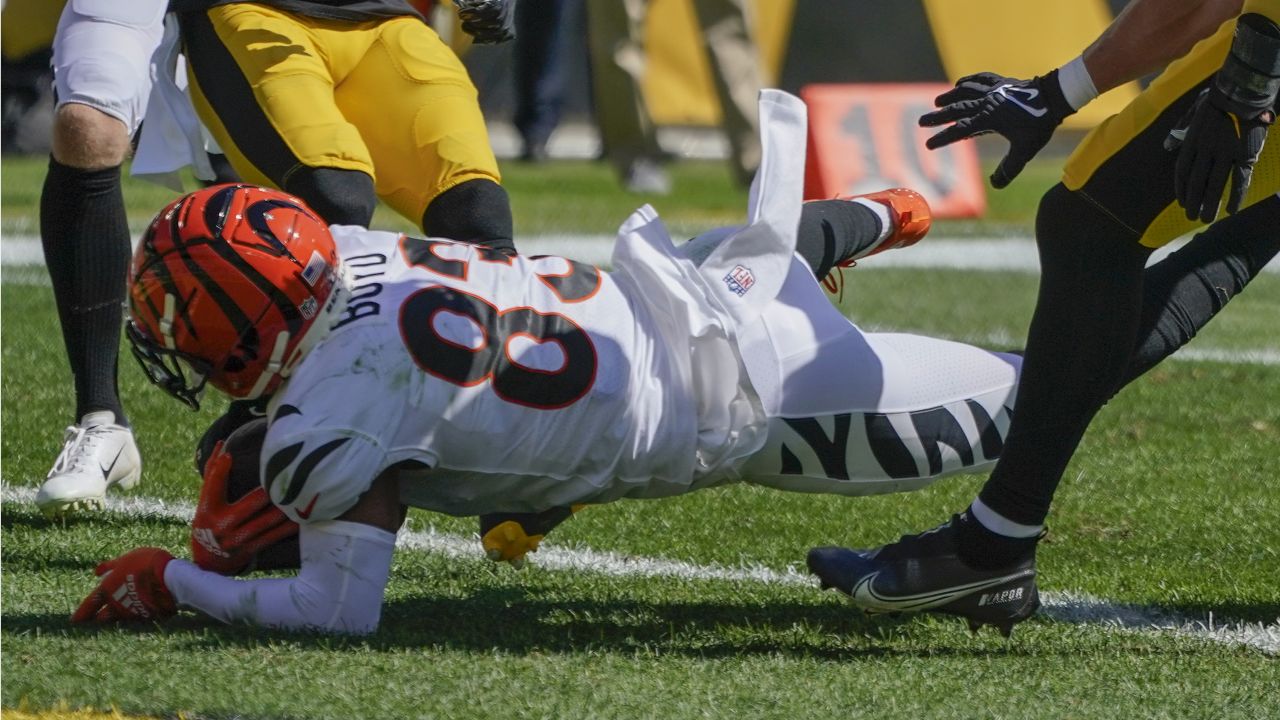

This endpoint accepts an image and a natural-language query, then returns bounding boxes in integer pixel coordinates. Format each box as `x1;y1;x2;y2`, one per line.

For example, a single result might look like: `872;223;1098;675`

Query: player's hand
919;71;1075;189
1165;88;1275;224
72;547;176;624
453;0;517;44
191;439;298;575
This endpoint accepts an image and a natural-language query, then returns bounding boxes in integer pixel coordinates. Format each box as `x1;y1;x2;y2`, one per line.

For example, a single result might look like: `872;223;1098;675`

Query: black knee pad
283;167;377;227
421;179;515;255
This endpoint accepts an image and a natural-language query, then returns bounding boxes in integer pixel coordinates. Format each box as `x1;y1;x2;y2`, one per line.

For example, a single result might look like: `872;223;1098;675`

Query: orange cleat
837;187;932;259
821;188;932;297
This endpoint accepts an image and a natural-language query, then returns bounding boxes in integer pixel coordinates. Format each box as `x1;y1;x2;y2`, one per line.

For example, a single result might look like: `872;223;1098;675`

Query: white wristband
1057;55;1099;111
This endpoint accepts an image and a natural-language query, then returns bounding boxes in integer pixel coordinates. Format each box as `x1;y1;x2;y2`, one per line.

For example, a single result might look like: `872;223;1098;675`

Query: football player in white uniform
72;91;1031;632
72;90;1242;633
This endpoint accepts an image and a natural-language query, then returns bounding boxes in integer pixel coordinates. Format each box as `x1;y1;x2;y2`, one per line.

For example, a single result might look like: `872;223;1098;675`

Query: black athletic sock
40;158;131;425
955;508;1040;569
795;199;883;279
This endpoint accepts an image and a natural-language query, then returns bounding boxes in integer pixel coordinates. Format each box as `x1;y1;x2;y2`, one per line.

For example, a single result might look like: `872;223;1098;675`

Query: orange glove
191;440;298;575
72;547;176;624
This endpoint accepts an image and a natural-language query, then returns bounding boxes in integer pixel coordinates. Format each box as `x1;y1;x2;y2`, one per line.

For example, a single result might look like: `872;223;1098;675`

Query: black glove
454;0;517;44
919;71;1076;189
1164;13;1280;224
1165;89;1273;223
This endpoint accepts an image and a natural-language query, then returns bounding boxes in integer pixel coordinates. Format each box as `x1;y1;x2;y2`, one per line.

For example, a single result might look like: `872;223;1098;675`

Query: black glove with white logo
454;0;517;44
919;71;1076;189
1165;13;1280;223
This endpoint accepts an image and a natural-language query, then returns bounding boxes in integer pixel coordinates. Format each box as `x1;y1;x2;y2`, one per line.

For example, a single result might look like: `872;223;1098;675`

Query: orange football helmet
126;184;344;409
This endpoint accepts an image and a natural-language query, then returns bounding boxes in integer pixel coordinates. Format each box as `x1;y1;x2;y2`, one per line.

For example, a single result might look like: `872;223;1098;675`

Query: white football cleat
36;411;142;517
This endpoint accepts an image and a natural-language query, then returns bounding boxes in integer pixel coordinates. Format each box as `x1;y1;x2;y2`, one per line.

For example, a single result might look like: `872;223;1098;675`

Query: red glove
72;547;176;623
192;440;298;575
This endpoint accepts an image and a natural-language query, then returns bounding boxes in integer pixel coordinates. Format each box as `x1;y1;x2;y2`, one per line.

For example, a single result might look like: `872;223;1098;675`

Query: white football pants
735;256;1022;497
52;0;168;133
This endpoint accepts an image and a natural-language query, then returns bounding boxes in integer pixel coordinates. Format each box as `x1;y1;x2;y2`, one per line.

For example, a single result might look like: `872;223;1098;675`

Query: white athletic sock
970;497;1044;539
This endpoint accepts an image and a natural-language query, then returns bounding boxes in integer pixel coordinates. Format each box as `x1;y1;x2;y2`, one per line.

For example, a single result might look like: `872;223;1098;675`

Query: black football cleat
808;515;1040;636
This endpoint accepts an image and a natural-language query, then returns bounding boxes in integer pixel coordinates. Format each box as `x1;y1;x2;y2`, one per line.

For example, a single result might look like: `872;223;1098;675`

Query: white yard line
4;485;1276;654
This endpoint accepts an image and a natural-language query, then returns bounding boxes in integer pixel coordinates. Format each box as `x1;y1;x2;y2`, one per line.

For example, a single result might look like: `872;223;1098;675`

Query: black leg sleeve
283;166;377;227
1119;196;1280;386
421;178;516;255
795;199;883;278
976;184;1153;527
39;158;131;424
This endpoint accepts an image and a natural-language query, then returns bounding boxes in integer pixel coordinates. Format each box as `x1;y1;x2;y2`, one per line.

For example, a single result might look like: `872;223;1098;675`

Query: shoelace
820;259;858;302
821;195;911;302
49;424;114;475
872;515;961;560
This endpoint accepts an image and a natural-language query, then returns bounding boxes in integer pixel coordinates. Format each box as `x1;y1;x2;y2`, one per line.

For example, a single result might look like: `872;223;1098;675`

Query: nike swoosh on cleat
100;447;125;480
850;570;1032;612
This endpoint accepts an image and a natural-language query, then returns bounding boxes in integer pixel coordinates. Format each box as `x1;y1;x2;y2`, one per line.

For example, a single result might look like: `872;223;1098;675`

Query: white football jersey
263;227;708;521
263;90;812;522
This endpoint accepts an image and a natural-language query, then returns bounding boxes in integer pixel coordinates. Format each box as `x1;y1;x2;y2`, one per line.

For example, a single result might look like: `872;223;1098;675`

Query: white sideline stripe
4;485;1276;654
3;234;1278;275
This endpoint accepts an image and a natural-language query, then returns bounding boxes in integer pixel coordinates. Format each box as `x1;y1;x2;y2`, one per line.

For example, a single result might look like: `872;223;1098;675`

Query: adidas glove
72;547;176;624
454;0;517;44
919;71;1076;189
1165;13;1280;223
191;427;299;576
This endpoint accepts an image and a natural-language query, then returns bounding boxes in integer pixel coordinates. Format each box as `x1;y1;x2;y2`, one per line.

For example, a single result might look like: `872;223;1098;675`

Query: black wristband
1213;13;1280;116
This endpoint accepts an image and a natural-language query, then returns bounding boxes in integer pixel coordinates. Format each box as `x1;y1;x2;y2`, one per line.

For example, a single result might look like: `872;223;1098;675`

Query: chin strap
162;292;208;400
246;331;291;400
244;262;353;401
159;294;178;349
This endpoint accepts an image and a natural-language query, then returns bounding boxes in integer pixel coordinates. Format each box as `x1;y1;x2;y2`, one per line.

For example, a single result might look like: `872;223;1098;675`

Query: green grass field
2;154;1278;719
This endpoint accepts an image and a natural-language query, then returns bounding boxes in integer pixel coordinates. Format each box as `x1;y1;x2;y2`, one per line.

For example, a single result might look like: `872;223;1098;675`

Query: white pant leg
736;258;1022;496
52;0;168;133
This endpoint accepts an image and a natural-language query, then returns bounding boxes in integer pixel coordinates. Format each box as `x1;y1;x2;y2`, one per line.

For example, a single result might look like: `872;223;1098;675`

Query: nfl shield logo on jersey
723;265;756;296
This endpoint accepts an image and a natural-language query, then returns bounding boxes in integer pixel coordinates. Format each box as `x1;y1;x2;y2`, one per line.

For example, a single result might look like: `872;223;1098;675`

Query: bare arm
1083;0;1244;93
918;0;1262;189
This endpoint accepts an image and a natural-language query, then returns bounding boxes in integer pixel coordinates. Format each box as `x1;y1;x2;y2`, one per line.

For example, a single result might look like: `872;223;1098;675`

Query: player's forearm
1082;0;1244;93
165;520;395;634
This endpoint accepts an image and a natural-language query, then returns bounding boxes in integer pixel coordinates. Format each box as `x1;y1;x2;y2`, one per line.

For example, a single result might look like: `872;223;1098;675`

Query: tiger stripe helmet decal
127;184;344;408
